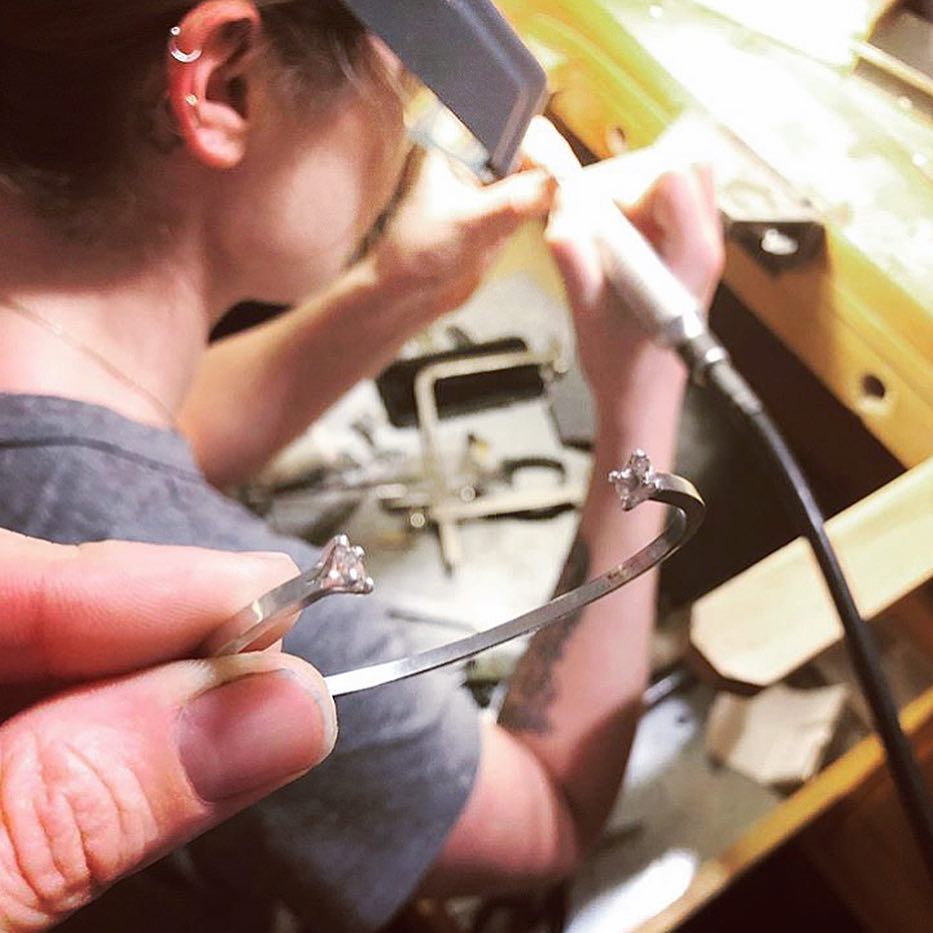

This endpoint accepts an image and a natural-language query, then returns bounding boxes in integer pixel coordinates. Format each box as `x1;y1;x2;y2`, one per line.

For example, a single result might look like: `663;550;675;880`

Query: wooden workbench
493;2;933;927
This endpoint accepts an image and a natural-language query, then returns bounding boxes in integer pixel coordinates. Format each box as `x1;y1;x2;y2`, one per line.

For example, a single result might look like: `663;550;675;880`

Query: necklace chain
0;296;176;426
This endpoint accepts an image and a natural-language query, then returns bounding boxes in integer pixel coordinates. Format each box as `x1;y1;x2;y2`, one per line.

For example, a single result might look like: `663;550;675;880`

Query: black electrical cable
681;335;933;880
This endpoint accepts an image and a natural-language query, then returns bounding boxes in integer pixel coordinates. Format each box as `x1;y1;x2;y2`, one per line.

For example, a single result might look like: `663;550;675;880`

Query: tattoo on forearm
498;537;591;735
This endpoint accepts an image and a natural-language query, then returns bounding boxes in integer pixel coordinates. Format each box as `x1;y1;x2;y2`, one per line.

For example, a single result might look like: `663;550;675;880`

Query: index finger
0;531;299;682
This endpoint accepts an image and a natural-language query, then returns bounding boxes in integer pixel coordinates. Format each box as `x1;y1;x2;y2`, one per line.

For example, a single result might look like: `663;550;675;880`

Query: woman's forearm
499;344;687;845
179;255;433;487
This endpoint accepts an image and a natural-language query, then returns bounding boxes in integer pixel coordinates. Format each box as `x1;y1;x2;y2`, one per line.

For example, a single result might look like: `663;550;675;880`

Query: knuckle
501;196;522;225
0;724;154;927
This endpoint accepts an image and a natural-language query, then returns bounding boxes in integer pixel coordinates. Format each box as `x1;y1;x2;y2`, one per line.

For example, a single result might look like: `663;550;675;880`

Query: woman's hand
530;121;724;419
180;150;556;488
551;158;724;406
371;149;557;320
0;531;336;932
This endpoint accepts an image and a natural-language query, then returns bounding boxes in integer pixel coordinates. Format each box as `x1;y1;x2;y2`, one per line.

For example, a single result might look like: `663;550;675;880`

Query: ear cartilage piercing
169;26;203;64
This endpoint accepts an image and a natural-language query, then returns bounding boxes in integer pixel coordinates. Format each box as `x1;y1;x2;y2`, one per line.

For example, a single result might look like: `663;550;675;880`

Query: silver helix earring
169;26;203;64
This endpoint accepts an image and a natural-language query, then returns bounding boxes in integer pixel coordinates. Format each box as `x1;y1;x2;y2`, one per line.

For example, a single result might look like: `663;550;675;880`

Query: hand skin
179;151;557;488
420;132;725;895
0;531;336;933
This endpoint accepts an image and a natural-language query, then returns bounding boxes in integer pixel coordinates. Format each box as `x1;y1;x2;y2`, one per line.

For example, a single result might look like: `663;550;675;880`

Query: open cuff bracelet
207;450;705;697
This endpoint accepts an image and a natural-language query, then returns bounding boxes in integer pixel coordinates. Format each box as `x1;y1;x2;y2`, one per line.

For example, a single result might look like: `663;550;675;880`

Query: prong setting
315;535;375;595
609;449;660;511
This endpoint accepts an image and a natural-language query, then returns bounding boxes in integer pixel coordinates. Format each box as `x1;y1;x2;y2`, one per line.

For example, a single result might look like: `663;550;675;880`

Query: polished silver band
208;451;705;696
326;452;704;697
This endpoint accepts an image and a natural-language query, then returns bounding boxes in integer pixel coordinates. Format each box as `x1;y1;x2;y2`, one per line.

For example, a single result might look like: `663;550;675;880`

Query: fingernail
178;670;337;802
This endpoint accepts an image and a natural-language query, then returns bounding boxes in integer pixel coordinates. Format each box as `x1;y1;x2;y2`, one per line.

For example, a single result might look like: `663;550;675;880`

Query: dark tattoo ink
498;537;591;735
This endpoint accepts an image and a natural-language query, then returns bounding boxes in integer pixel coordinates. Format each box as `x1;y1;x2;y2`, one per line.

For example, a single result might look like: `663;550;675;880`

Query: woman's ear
165;1;262;169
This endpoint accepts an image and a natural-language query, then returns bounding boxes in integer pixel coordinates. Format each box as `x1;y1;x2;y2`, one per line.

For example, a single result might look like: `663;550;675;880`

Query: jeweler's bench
494;1;933;928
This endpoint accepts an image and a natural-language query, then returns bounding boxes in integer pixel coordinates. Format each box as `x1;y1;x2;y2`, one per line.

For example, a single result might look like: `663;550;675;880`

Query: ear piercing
169;25;203;64
169;27;200;115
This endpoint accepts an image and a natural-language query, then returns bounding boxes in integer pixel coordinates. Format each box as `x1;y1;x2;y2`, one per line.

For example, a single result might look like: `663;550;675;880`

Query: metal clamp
401;341;577;571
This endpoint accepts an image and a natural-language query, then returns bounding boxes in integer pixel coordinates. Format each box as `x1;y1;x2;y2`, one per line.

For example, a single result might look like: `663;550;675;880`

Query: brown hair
0;1;369;222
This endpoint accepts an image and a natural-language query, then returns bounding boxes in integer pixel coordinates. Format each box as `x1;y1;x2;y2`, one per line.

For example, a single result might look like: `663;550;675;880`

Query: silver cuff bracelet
208;450;705;697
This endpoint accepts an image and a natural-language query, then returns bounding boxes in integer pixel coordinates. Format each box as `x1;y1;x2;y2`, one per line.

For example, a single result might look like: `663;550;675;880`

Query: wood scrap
691;459;933;689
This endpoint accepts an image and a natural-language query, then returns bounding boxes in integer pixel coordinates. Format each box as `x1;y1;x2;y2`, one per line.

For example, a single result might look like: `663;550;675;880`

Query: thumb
0;652;335;932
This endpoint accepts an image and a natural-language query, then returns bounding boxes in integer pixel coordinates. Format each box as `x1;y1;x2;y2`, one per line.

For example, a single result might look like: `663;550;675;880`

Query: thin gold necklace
0;295;176;426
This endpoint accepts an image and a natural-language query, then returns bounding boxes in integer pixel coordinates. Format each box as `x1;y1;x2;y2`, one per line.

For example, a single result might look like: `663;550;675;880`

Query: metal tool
262;342;579;571
380;453;573;517
212;451;704;694
387;342;581;571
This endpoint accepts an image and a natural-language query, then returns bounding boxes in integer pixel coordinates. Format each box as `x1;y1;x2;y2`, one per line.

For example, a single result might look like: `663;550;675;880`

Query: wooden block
723;240;933;467
691;459;933;689
706;684;849;786
796;703;933;931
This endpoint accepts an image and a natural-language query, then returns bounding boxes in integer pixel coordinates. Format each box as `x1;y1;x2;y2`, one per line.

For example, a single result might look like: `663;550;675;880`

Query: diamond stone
609;449;658;510
318;535;374;594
